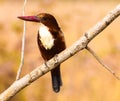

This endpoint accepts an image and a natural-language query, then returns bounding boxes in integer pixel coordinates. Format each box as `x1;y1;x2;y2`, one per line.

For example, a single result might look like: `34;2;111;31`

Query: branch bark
0;4;120;101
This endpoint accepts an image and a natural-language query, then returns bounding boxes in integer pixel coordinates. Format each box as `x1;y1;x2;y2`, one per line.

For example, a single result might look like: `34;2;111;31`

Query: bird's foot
44;62;50;70
54;54;59;65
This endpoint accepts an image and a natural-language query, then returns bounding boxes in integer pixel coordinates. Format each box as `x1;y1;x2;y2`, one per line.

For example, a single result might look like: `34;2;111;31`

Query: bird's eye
42;17;47;21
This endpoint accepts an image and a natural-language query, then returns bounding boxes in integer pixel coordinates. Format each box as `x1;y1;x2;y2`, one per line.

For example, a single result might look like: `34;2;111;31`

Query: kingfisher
18;13;66;93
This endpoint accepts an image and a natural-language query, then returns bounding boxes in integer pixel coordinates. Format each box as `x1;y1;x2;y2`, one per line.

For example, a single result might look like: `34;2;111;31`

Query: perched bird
18;13;66;93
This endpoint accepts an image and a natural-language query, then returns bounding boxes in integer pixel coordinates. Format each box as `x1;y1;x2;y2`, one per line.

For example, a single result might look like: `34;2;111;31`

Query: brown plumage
18;13;66;93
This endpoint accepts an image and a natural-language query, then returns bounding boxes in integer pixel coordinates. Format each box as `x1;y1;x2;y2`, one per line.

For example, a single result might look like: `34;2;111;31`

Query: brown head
18;13;60;30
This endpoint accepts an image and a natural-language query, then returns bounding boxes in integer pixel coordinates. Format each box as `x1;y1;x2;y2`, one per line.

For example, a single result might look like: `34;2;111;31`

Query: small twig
86;46;120;80
16;0;28;80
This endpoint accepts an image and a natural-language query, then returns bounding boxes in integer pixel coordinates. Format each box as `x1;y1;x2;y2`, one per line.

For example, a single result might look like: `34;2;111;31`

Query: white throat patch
39;24;54;50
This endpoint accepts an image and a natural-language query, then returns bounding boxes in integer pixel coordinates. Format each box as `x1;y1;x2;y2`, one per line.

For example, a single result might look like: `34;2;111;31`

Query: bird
18;13;66;93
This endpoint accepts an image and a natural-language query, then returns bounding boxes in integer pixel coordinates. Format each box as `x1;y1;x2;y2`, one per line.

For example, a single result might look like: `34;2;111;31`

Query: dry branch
16;0;28;80
86;46;120;80
0;4;120;101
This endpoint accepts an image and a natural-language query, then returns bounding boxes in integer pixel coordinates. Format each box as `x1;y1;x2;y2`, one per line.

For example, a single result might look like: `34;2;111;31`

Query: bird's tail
51;65;62;93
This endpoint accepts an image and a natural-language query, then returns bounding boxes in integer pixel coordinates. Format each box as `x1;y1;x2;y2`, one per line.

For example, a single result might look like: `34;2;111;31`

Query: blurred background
0;0;120;101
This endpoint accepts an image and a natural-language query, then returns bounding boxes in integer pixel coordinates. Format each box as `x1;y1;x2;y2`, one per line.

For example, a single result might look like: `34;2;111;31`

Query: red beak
18;16;40;22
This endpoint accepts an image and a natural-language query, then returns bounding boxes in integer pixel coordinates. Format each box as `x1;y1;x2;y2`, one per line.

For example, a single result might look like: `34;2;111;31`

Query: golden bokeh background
0;0;120;101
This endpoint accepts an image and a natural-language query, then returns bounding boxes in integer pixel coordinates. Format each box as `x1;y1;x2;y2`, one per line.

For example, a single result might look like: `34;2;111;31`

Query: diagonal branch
0;4;120;101
86;46;120;80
